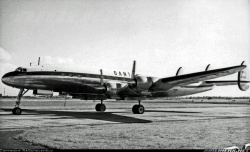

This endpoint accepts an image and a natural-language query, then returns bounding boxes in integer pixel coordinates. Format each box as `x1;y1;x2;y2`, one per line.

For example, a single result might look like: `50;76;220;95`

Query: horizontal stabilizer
204;80;250;86
162;65;246;85
150;64;247;91
204;61;249;91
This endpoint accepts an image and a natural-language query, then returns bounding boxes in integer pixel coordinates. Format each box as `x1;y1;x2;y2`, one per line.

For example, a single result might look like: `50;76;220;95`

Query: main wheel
132;105;145;114
12;107;22;115
95;103;106;112
132;105;138;114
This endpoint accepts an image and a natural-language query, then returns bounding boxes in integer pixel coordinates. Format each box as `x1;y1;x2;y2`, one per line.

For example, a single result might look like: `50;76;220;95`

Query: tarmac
0;98;249;149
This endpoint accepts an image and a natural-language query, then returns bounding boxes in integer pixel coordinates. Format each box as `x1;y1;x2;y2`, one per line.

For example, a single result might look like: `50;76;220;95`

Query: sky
0;0;249;97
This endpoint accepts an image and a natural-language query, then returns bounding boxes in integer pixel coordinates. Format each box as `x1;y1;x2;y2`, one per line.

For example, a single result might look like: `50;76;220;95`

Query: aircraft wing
150;65;246;91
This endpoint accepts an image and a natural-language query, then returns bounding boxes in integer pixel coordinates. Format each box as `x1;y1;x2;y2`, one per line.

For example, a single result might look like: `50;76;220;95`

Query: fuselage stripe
3;71;132;81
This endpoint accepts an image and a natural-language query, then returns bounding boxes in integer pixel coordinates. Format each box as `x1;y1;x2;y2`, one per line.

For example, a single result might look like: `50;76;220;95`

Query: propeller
128;60;137;88
96;69;107;93
131;60;136;79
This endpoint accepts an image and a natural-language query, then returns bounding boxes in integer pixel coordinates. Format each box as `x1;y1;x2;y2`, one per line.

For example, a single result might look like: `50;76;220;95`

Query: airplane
1;59;249;115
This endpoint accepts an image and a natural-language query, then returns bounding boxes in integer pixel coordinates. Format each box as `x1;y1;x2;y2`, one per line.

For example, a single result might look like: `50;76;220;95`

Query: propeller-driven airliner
1;59;249;115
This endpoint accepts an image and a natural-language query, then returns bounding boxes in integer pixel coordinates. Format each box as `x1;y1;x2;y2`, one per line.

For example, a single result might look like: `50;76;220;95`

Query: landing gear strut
132;100;145;114
95;100;106;112
12;88;29;115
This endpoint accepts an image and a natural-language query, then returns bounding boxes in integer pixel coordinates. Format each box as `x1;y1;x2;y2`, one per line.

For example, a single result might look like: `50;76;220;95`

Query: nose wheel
12;107;22;115
132;100;145;114
12;88;29;115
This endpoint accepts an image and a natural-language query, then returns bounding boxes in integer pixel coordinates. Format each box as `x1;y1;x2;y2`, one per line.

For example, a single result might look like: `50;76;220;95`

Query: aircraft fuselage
2;69;213;99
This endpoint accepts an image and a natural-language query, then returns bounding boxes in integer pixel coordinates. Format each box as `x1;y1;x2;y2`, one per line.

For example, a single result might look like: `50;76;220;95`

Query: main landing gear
132;100;145;114
94;100;145;114
12;88;29;115
95;100;106;112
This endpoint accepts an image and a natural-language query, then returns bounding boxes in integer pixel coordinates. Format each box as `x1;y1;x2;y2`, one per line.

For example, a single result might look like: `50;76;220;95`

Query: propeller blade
131;60;136;79
100;69;104;85
128;60;137;88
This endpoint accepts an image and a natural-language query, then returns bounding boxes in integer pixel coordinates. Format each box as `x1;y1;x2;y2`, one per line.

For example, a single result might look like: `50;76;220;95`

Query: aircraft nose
1;72;13;86
2;73;8;84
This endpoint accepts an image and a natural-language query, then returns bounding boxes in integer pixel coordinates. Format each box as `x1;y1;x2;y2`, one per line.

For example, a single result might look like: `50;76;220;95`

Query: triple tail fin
238;61;249;91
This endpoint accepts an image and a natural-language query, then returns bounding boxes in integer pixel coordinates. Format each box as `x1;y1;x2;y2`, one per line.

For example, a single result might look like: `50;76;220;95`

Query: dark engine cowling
104;82;126;99
129;75;154;91
96;82;125;99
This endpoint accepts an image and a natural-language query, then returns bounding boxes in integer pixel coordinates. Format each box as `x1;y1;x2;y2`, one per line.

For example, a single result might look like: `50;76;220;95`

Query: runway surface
0;98;249;149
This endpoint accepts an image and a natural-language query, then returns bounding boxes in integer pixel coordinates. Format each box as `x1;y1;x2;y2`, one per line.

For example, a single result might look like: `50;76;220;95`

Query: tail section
202;61;249;91
238;61;249;91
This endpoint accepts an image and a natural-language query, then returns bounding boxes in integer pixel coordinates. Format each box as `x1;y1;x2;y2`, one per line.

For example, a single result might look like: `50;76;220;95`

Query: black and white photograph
0;0;249;150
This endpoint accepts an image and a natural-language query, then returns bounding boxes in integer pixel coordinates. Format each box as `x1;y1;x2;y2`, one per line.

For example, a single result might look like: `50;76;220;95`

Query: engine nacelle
33;90;53;96
104;82;125;99
130;75;154;91
105;82;118;95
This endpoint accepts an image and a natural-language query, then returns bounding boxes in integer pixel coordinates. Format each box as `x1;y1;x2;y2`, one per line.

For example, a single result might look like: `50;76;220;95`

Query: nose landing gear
12;88;29;115
12;107;22;115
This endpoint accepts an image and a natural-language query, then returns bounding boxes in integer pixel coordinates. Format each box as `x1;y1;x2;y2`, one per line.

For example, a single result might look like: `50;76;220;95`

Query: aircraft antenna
38;57;40;66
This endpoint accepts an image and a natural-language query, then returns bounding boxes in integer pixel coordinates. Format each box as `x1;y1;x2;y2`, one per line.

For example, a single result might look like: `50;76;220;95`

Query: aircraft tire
95;103;106;112
132;105;139;114
12;107;22;115
132;105;145;114
138;105;145;114
95;104;101;111
99;104;106;112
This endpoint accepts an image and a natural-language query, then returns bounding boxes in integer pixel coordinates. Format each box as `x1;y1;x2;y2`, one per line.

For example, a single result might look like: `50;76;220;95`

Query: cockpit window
15;67;22;72
15;67;27;72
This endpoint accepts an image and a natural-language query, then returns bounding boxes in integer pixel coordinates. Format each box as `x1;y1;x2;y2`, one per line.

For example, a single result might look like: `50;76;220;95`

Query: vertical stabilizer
205;64;210;71
176;67;183;76
238;61;249;91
